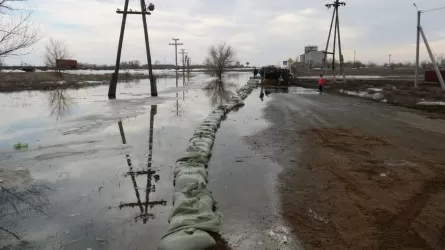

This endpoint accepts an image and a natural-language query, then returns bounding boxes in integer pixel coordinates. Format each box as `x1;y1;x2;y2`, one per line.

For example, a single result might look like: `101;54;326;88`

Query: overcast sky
4;0;445;66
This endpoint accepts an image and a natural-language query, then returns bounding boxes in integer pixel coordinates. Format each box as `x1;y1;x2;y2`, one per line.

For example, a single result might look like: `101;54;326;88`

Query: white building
300;46;325;68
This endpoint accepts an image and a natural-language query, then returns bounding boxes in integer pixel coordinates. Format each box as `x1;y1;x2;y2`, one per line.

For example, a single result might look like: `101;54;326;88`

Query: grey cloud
4;0;445;66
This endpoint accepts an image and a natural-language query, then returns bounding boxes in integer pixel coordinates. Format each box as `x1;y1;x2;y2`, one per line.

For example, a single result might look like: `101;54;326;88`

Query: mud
246;89;445;249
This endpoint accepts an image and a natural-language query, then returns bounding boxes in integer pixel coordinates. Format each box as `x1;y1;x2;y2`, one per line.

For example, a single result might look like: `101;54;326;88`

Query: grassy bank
0;72;153;92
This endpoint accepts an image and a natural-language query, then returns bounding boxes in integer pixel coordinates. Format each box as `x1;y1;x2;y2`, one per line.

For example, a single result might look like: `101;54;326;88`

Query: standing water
0;72;251;249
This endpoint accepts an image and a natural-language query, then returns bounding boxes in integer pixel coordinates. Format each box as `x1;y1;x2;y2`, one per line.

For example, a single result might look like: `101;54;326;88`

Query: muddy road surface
246;87;445;249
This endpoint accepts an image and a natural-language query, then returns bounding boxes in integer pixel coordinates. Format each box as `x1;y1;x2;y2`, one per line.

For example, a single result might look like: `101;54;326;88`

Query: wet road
208;88;304;249
242;86;445;249
0;72;251;249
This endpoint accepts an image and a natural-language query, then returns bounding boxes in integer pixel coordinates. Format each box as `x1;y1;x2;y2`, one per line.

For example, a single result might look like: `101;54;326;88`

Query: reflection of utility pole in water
182;71;186;101
117;110;166;223
175;71;179;116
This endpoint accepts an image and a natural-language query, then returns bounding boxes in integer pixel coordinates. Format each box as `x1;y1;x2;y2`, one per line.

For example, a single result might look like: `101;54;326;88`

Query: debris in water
13;142;28;150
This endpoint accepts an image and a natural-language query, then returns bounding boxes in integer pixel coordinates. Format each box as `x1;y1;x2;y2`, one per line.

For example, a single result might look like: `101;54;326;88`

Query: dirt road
245;87;445;249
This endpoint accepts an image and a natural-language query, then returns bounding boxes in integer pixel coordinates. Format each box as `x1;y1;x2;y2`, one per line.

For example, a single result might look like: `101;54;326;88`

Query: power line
422;6;445;13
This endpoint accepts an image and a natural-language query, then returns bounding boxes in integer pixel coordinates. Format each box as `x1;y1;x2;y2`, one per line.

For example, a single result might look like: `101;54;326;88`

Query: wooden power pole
169;38;183;71
187;57;191;74
179;49;187;75
323;0;346;83
108;0;158;99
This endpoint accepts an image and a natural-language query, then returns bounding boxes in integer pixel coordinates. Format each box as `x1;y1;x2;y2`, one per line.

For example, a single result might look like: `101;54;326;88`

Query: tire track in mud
379;178;445;249
246;91;445;249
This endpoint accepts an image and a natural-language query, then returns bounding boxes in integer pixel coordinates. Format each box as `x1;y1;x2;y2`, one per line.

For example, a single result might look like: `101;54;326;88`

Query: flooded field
0;72;251;249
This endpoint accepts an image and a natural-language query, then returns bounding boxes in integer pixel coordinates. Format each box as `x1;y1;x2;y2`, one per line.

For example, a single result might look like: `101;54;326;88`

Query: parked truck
56;59;78;69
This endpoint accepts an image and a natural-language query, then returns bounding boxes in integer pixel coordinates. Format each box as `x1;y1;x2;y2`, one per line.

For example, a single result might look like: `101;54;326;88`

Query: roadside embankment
292;78;445;116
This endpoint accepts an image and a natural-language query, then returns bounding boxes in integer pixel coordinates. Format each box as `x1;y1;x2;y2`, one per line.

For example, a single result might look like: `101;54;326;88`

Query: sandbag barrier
159;78;261;250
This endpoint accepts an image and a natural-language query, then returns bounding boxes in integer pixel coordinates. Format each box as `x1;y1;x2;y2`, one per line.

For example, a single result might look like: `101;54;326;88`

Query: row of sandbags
159;78;261;250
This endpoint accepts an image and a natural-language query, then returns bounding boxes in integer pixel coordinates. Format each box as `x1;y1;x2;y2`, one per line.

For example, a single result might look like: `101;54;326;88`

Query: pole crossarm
117;10;152;15
326;1;346;9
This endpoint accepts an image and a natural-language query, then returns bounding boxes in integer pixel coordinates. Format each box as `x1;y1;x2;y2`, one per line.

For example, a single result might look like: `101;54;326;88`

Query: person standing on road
318;74;326;94
259;68;264;82
253;67;259;79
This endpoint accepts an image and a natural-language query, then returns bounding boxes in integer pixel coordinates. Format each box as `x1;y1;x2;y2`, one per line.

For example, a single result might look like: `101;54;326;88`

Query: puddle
0;72;251;249
260;86;319;96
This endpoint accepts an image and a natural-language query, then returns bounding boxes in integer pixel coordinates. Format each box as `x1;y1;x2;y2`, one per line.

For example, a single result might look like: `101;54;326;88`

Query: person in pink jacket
318;74;326;94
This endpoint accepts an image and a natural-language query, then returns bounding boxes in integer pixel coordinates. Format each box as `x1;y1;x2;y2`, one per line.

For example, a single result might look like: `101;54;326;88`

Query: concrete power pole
169;38;183;71
109;1;158;98
414;4;445;90
323;0;347;83
415;10;421;88
414;3;445;90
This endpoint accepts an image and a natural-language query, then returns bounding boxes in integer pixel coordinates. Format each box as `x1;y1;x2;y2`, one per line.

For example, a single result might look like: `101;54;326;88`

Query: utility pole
353;50;356;64
323;0;347;83
109;1;158;99
388;54;392;72
184;55;188;74
420;27;445;89
139;0;157;97
187;57;191;74
179;49;187;75
413;3;445;90
169;38;183;71
415;10;421;88
108;0;129;99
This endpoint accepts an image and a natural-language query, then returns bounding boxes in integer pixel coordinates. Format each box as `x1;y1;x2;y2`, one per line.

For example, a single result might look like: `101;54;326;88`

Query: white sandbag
174;173;207;190
159;229;216;250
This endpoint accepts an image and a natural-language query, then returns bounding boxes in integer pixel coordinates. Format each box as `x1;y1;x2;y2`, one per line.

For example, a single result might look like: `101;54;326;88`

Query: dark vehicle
21;66;36;72
56;59;78;69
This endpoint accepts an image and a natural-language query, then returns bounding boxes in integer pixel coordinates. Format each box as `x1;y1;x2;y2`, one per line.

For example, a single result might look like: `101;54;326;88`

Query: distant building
300;46;324;68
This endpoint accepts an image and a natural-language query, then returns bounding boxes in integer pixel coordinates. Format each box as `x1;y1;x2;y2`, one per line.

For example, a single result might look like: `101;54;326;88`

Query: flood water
0;72;251;249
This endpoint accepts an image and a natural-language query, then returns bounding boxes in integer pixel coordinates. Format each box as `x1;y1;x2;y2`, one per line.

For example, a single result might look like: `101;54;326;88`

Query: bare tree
44;38;71;72
204;43;235;80
0;0;39;58
435;53;445;68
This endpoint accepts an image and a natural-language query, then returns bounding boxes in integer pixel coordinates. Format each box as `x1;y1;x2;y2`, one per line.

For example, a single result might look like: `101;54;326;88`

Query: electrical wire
422;6;445;13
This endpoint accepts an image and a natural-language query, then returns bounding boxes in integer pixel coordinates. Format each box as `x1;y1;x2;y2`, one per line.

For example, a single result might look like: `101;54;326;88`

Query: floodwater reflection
47;89;75;120
0;169;51;244
117;105;166;223
173;72;188;116
204;80;236;107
